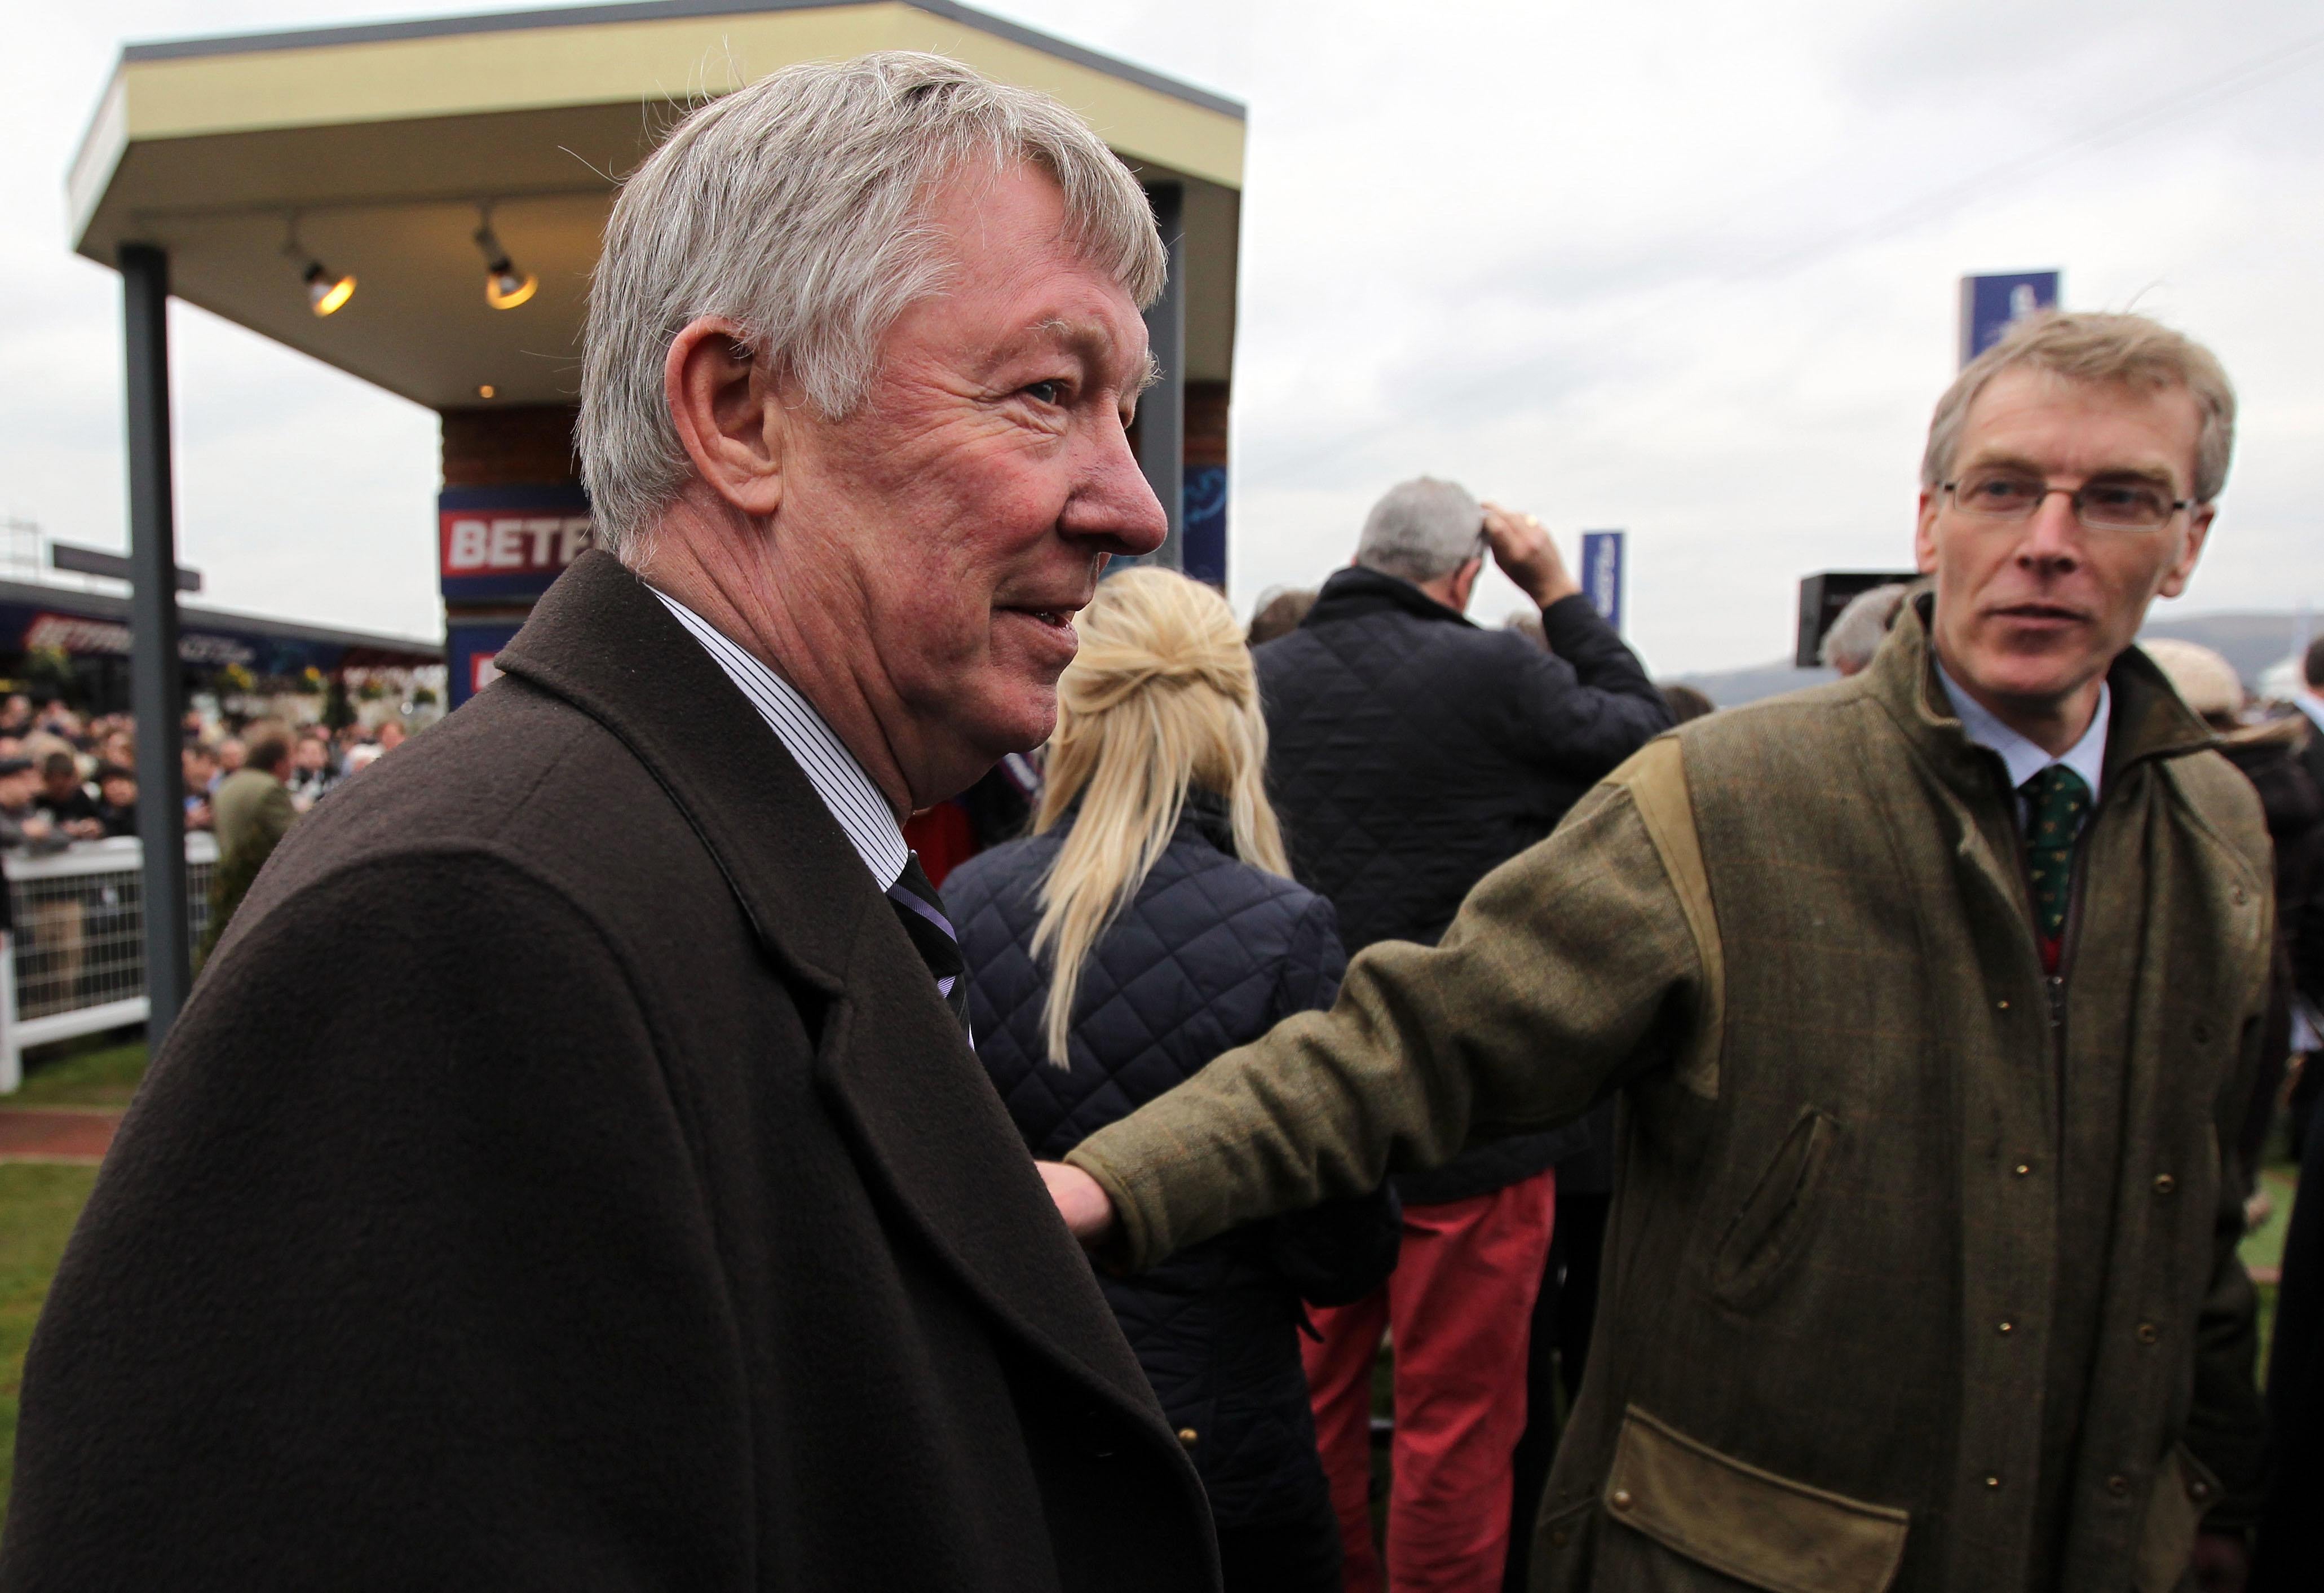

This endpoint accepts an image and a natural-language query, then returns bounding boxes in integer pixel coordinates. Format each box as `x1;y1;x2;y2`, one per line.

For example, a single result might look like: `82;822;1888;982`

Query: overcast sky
3;0;2320;675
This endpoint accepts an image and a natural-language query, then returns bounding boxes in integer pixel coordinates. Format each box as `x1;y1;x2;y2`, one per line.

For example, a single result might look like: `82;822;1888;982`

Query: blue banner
1958;271;2060;368
446;621;525;709
1182;466;1227;587
1580;530;1625;631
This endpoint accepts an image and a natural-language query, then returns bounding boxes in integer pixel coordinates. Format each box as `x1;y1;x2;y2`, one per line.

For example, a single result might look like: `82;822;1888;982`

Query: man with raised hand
1047;312;2270;1593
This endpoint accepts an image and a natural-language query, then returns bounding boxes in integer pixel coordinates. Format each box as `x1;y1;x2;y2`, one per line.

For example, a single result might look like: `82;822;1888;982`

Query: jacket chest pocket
1709;1108;1839;1312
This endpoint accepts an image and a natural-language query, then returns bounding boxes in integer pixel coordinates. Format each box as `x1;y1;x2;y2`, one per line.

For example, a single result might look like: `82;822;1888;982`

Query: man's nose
2016;491;2083;568
1061;413;1168;557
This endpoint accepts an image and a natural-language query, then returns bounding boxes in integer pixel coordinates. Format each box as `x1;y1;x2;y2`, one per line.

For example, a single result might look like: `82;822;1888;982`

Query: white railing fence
1;835;215;1091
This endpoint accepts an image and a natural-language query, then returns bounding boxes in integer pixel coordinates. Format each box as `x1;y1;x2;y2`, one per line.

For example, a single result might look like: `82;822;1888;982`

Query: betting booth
70;0;1248;1038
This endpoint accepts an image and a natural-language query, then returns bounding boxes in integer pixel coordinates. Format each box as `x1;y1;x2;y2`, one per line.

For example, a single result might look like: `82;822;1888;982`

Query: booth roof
68;0;1246;410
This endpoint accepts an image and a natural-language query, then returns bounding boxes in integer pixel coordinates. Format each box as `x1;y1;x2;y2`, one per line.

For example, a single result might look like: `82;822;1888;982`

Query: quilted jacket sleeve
1070;769;1708;1271
1507;595;1674;783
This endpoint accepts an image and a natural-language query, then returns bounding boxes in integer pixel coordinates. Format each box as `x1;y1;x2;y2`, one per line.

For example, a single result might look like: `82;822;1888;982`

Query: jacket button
2189;1479;2212;1502
1996;1319;2014;1335
1984;1475;2003;1490
1996;999;2009;1011
1610;1489;1634;1512
2135;1322;2160;1345
2106;1474;2129;1497
2014;1161;2034;1178
2153;1174;2176;1196
1176;1428;1199;1447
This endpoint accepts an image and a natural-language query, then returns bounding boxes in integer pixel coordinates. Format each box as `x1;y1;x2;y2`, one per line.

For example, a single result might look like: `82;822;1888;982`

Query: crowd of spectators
0;693;412;857
0;694;419;1016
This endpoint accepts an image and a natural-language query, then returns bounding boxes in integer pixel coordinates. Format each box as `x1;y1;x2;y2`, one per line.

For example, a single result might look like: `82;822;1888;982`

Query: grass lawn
11;1039;149;1109
0;1164;101;1535
2243;1160;2299;1379
0;1037;145;1533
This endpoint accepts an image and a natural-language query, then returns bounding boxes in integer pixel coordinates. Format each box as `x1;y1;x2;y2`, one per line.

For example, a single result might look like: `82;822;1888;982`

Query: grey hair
1921;311;2237;506
1355;477;1486;585
577;51;1167;560
1818;582;1914;674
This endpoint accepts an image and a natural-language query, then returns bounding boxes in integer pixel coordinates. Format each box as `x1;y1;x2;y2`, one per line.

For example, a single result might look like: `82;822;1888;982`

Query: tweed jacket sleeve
1068;738;1712;1270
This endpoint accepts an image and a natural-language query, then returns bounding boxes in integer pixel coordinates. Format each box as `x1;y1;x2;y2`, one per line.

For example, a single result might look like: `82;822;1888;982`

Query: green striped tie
2020;764;2091;945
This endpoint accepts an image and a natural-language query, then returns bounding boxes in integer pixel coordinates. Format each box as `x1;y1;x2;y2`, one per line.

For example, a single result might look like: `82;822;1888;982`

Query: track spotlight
284;215;354;317
474;205;537;310
304;261;356;316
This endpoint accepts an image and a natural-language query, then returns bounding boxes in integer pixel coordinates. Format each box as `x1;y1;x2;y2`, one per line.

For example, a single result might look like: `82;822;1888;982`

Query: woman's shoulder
943;832;1056;908
1151;835;1334;923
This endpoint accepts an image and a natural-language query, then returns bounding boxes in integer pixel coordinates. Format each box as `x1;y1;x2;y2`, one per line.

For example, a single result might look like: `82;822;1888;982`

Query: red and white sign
439;514;594;577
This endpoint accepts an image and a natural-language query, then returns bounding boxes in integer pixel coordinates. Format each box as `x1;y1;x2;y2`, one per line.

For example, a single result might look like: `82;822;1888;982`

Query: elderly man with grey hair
3;54;1217;1591
1247;475;1671;1591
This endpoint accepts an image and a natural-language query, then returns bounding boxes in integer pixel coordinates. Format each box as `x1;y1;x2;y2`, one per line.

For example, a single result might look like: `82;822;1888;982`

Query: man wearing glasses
1045;312;2269;1592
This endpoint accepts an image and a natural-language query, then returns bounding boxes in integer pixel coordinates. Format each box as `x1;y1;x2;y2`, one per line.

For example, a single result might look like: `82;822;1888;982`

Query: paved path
0;1108;121;1164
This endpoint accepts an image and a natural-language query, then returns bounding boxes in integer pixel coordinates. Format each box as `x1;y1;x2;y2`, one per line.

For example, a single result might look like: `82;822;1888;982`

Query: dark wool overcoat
0;552;1218;1591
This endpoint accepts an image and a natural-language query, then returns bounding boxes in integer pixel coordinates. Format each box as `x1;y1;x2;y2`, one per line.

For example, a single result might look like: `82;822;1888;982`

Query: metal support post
120;243;191;1043
1137;182;1186;570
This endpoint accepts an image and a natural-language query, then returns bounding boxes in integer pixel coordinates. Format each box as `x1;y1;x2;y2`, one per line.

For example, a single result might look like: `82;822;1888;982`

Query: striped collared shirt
651;588;910;890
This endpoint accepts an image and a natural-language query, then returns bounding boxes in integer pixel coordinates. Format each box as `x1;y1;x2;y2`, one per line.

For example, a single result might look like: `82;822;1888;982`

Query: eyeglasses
1941;469;2191;532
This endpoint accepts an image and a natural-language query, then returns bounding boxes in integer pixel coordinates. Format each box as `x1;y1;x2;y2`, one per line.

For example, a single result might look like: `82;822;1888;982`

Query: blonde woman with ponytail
948;568;1401;1592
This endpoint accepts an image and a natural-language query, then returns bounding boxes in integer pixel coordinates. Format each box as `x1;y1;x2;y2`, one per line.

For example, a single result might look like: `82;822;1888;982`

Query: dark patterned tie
2019;765;2091;969
887;853;972;1043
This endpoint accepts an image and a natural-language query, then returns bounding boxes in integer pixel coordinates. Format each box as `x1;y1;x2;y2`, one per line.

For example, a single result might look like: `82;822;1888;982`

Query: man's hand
2191;1531;2248;1593
1037;1161;1116;1249
1481;503;1581;607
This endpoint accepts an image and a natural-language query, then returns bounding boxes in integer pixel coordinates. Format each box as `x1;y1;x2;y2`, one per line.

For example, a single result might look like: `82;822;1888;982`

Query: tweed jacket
1070;600;2272;1593
2;553;1218;1591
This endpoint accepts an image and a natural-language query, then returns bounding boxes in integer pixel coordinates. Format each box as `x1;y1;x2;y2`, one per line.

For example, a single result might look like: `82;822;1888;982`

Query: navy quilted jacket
951;803;1402;1528
1256;567;1672;1202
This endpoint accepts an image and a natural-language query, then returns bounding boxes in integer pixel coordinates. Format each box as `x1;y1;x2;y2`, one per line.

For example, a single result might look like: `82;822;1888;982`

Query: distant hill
1674;610;2313;709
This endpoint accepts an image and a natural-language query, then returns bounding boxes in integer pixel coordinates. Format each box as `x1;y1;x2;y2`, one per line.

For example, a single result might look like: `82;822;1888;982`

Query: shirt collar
1936;661;2110;804
2298;690;2324;737
650;588;910;890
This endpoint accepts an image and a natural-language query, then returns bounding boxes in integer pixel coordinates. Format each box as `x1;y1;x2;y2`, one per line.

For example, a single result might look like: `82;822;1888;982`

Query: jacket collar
1303;564;1476;631
1050;788;1239;859
1862;593;2216;807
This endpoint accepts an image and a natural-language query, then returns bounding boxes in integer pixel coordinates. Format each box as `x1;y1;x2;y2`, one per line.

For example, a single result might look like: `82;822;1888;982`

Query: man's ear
1448;555;1483;613
1912;489;1941;575
664;316;786;519
2155;503;2215;601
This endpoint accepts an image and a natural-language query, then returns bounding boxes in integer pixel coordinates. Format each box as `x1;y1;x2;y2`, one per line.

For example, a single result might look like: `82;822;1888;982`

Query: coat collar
493;550;869;997
1861;593;2216;809
1303;565;1476;631
493;552;1185;1445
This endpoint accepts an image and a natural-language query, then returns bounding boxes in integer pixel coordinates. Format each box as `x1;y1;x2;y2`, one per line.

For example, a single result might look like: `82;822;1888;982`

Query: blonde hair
1031;568;1291;1068
1923;311;2237;505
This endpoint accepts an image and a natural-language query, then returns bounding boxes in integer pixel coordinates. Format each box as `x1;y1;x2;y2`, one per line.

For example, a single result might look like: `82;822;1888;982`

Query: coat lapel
493;553;1170;1426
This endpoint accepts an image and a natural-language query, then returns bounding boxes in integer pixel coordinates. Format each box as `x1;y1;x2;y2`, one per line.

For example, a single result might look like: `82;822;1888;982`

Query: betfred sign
441;514;593;578
438;483;593;601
